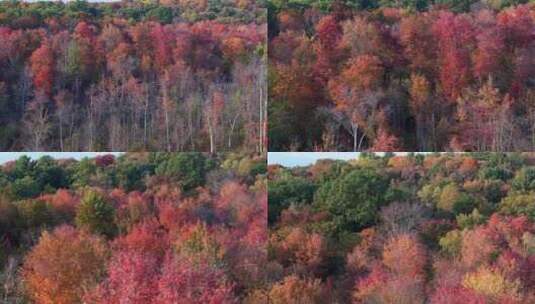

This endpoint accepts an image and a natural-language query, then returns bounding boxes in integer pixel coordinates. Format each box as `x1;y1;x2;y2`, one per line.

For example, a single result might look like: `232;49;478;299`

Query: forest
0;152;267;303
0;0;267;152
267;153;535;303
268;0;535;151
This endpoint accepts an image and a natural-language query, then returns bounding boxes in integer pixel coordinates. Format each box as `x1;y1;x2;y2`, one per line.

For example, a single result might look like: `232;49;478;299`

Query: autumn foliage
0;1;266;152
0;153;266;303
268;153;535;303
269;3;535;151
22;225;108;304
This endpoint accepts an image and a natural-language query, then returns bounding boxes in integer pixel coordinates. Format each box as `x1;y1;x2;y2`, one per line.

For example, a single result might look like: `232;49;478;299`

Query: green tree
439;229;462;257
11;176;40;199
116;160;152;191
33;156;69;192
75;190;116;237
437;183;461;212
71;157;97;188
10;155;34;180
452;194;476;216
456;209;487;230
379;0;429;11
434;0;476;13
483;0;529;10
314;168;390;234
146;6;173;24
17;199;56;229
437;183;476;215
481;180;505;206
66;40;82;82
499;192;535;220
478;166;513;181
155;153;211;192
0;197;21;252
268;175;316;223
511;167;535;192
65;0;96;18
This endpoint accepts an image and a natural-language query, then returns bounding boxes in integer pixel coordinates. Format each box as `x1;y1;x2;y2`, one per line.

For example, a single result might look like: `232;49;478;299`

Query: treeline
268;3;535;151
268;0;530;14
267;153;535;303
0;0;266;26
0;152;267;303
0;1;267;152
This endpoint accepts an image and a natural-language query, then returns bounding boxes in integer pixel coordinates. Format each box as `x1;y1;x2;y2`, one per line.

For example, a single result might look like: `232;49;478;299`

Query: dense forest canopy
0;0;267;152
267;152;535;303
0;152;267;303
268;0;531;13
1;0;266;26
268;1;535;151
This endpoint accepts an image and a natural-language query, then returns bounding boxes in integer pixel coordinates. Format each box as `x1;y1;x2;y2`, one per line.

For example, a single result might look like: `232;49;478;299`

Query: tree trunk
352;124;358;152
165;108;170;152
143;97;148;147
59;115;63;152
88;97;94;151
208;116;215;154
259;83;264;153
228;113;239;149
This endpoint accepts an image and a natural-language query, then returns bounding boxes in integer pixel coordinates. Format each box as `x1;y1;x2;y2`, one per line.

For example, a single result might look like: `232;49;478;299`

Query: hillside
0;1;267;152
267;153;535;302
0;152;267;303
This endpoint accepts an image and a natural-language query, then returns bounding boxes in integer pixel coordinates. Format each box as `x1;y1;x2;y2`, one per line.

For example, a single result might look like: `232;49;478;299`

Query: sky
0;152;123;164
268;152;361;167
268;152;439;167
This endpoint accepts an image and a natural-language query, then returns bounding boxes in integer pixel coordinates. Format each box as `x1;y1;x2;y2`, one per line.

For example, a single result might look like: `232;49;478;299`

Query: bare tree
23;92;51;151
379;202;429;237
